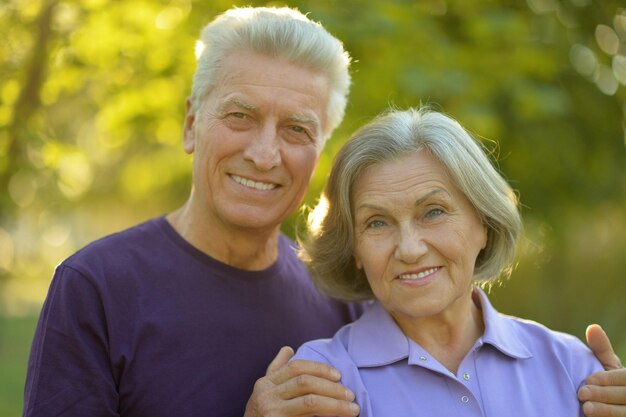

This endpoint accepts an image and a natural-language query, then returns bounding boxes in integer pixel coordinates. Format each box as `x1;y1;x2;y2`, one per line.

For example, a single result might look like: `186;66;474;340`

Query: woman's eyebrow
414;189;448;207
355;188;450;213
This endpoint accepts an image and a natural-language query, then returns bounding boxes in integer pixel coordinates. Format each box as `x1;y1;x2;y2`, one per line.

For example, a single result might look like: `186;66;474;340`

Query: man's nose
243;125;281;171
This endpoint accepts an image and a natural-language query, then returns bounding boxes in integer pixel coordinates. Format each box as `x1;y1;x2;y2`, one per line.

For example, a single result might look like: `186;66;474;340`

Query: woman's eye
425;208;445;219
230;112;247;119
366;219;386;229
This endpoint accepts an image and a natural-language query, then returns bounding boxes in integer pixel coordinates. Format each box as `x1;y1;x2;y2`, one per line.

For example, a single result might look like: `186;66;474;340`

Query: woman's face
351;149;487;325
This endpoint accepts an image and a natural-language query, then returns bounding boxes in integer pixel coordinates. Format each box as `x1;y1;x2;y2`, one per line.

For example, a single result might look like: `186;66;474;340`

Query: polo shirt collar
474;287;532;359
347;301;410;367
346;286;531;369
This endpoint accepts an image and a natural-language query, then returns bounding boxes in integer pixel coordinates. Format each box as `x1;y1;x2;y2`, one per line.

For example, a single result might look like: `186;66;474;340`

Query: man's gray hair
191;7;351;141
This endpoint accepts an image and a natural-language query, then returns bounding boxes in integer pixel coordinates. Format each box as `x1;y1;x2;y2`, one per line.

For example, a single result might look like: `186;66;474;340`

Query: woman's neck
393;288;484;374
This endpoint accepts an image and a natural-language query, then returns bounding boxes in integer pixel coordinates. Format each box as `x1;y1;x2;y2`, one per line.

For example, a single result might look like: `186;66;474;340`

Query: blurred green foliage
0;316;37;417
1;0;626;415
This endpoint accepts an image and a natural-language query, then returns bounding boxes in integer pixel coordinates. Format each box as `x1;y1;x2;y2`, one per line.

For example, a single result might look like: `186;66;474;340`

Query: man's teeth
399;267;439;280
231;175;276;191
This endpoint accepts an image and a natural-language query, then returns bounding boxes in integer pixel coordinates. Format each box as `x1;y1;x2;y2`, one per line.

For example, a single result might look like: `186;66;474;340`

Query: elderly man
23;6;626;417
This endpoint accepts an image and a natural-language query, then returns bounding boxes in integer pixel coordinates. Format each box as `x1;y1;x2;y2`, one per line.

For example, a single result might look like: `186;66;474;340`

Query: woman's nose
394;224;427;264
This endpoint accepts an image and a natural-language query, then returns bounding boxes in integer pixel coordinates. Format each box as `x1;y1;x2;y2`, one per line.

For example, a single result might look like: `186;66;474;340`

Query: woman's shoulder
293;323;355;366
506;315;586;350
502;314;602;373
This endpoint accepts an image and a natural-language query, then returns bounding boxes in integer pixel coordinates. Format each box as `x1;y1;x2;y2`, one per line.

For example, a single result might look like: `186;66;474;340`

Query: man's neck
166;205;281;271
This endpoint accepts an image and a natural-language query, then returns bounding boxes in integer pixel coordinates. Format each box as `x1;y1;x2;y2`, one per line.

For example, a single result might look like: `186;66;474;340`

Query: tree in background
1;0;625;352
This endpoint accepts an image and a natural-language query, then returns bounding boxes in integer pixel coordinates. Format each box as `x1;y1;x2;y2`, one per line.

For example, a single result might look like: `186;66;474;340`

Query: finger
280;394;360;417
579;385;626;405
582;401;626;417
277;374;356;402
266;346;295;375
587;324;623;371
270;359;342;385
585;368;626;390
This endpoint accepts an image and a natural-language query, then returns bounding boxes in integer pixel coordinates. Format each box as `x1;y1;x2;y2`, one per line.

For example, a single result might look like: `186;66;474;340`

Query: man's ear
183;98;196;154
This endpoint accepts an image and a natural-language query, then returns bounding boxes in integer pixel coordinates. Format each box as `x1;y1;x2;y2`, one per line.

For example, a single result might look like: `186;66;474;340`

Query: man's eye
285;125;314;144
290;125;310;136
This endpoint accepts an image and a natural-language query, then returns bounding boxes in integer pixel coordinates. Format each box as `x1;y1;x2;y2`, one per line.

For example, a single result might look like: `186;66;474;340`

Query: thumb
266;346;295;375
586;324;623;371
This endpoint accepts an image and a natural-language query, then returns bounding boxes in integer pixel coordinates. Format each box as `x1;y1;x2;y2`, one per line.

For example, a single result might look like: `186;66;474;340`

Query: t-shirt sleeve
23;264;121;417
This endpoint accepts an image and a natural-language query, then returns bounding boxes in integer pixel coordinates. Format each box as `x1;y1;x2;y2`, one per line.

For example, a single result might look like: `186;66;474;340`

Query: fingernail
578;386;590;401
331;369;341;380
345;389;355;401
350;403;360;416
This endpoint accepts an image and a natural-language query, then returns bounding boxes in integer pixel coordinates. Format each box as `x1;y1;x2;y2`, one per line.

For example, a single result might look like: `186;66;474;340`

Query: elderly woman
294;106;603;416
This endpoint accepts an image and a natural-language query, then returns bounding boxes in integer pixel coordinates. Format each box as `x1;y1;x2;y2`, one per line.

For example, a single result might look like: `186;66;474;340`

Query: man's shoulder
62;217;167;270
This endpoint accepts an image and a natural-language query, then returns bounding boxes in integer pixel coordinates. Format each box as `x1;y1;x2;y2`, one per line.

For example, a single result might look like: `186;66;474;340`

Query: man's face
184;51;330;234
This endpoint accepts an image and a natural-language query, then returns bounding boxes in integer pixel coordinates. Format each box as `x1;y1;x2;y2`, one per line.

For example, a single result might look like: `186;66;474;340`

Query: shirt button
463;372;471;381
419;356;427;361
461;396;470;403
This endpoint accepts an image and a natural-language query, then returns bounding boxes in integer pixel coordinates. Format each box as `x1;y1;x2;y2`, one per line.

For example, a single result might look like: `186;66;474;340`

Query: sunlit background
1;0;625;415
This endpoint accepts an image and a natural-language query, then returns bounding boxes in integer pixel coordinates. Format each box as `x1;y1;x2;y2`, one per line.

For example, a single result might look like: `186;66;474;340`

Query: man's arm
23;265;120;417
579;324;626;417
244;346;360;417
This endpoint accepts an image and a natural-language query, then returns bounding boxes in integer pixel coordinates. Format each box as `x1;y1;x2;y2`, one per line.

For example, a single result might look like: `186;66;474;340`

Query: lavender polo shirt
293;288;602;417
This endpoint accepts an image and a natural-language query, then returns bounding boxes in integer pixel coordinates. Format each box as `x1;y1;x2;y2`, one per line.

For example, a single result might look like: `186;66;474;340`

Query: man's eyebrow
217;97;258;113
287;114;321;132
216;98;322;133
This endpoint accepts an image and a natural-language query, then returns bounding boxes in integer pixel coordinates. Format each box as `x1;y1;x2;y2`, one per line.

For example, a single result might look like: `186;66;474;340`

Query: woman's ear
482;224;489;250
183;98;196;154
354;254;363;269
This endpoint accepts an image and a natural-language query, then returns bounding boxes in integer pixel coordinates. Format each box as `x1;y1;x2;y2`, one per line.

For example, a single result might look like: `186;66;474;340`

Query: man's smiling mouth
230;174;277;191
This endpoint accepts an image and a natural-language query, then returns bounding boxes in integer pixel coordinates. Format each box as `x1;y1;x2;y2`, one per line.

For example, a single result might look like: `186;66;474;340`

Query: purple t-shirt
294;288;602;417
23;217;362;417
